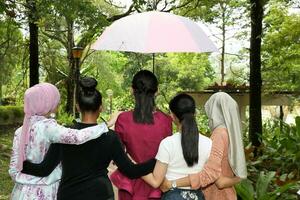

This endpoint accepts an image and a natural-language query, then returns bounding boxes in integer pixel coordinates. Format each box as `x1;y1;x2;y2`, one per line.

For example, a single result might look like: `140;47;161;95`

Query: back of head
205;92;247;178
132;70;158;124
204;92;237;130
24;83;60;116
169;93;199;167
77;77;102;113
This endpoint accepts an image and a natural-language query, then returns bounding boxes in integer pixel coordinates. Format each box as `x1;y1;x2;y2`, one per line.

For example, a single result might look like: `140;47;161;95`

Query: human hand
160;178;171;192
107;111;123;128
215;175;241;189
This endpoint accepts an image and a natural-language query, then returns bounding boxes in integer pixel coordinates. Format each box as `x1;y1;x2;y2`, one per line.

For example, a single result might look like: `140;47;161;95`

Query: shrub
0;106;24;125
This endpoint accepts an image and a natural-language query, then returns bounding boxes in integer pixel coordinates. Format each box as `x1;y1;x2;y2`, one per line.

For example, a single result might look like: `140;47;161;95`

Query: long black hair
169;93;199;167
132;70;158;124
76;77;102;112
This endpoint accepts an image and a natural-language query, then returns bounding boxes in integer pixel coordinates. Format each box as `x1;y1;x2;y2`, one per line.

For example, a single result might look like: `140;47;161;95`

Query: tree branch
104;0;126;9
182;0;201;16
107;3;135;22
41;30;68;49
163;0;194;12
80;44;96;65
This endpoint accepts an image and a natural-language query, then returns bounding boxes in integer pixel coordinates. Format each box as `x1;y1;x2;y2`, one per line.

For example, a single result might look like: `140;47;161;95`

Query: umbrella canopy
91;11;218;53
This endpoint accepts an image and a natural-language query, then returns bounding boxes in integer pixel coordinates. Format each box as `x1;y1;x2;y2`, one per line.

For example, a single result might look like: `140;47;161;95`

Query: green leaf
256;171;276;200
296;116;300;137
235;179;255;200
267;182;296;200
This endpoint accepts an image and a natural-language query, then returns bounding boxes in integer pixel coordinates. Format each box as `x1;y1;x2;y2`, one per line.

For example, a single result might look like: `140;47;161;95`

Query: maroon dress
111;111;172;200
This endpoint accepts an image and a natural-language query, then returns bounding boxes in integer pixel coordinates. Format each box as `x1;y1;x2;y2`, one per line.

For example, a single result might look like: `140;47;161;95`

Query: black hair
169;93;199;167
132;70;158;124
76;77;102;112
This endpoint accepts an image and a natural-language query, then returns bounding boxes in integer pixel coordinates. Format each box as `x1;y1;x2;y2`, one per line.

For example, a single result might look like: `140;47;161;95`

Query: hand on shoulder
107;111;124;128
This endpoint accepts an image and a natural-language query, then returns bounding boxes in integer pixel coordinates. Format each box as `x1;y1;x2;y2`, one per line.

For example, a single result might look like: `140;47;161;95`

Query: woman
111;70;173;200
161;92;247;200
21;77;157;200
9;82;108;200
141;93;212;200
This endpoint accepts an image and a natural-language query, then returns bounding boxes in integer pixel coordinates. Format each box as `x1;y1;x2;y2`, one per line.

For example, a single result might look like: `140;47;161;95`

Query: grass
0;128;15;200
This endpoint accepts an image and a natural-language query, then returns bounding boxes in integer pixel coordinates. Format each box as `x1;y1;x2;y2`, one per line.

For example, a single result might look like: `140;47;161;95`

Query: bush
0;106;24;125
240;118;300;199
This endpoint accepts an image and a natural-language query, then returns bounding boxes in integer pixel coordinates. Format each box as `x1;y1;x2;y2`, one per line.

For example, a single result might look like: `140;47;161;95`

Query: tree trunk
65;21;75;114
27;0;39;87
279;105;284;133
249;0;263;147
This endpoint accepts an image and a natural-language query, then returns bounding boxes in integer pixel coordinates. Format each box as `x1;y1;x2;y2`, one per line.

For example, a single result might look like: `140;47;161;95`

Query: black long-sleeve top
22;122;155;200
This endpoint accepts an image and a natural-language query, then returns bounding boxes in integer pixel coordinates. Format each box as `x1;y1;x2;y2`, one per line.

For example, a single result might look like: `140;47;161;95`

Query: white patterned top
9;116;108;200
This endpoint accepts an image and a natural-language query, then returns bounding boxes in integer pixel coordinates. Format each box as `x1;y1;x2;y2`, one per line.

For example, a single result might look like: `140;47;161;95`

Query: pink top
189;128;236;200
111;111;172;199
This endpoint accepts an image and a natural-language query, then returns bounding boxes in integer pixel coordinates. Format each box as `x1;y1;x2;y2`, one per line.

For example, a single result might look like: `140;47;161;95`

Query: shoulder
155;110;172;121
118;111;132;118
199;134;212;145
211;128;229;144
160;132;178;145
116;111;133;123
102;129;120;141
36;118;58;127
14;127;22;136
12;127;22;142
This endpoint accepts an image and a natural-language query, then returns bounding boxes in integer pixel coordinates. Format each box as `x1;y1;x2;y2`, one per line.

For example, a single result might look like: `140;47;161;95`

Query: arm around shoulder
189;132;226;189
215;176;241;189
45;119;108;144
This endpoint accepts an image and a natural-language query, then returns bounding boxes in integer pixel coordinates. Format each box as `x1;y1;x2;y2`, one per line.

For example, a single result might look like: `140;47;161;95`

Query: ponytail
132;70;158;124
169;93;199;167
181;113;199;167
133;92;155;124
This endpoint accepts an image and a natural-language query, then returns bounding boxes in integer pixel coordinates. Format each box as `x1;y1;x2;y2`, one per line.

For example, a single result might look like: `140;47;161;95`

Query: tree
249;0;266;148
27;0;39;86
33;0;135;113
0;18;23;104
262;2;300;91
177;0;248;85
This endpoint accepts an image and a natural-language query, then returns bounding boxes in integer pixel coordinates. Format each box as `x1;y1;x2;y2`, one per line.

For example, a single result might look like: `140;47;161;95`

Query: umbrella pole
152;53;155;74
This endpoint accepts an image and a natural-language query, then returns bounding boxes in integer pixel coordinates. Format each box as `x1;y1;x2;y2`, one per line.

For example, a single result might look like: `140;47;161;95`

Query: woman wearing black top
22;77;155;200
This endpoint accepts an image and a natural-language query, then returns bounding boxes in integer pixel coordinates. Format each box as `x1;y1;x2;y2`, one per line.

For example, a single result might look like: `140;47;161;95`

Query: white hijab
204;92;247;178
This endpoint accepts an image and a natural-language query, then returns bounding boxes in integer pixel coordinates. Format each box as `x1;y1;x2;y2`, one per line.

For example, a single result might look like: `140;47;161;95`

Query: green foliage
82;51;127;97
235;172;295;200
0;18;24;86
242;119;300;199
56;111;74;126
262;2;300;91
0;132;14;198
0;106;23;125
296;116;300;137
259;120;300;177
236;179;255;200
157;53;215;106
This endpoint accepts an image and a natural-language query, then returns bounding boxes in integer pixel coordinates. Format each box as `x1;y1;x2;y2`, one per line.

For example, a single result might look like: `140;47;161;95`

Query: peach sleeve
189;131;227;189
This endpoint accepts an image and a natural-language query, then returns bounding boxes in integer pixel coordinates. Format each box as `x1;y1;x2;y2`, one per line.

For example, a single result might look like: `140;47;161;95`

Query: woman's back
58;122;154;200
113;110;172;199
156;133;212;185
115;110;172;162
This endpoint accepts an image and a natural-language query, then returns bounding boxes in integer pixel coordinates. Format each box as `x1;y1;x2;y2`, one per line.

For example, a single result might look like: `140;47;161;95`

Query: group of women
9;70;247;200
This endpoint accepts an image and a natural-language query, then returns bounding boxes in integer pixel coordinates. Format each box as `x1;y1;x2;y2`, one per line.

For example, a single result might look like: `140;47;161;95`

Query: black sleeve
21;143;61;177
111;134;156;179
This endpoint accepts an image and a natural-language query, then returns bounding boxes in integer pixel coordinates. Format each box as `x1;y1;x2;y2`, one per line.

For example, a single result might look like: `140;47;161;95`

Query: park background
0;0;300;199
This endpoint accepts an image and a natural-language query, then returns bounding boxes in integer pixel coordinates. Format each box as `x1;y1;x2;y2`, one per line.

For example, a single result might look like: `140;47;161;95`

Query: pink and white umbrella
91;11;218;53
